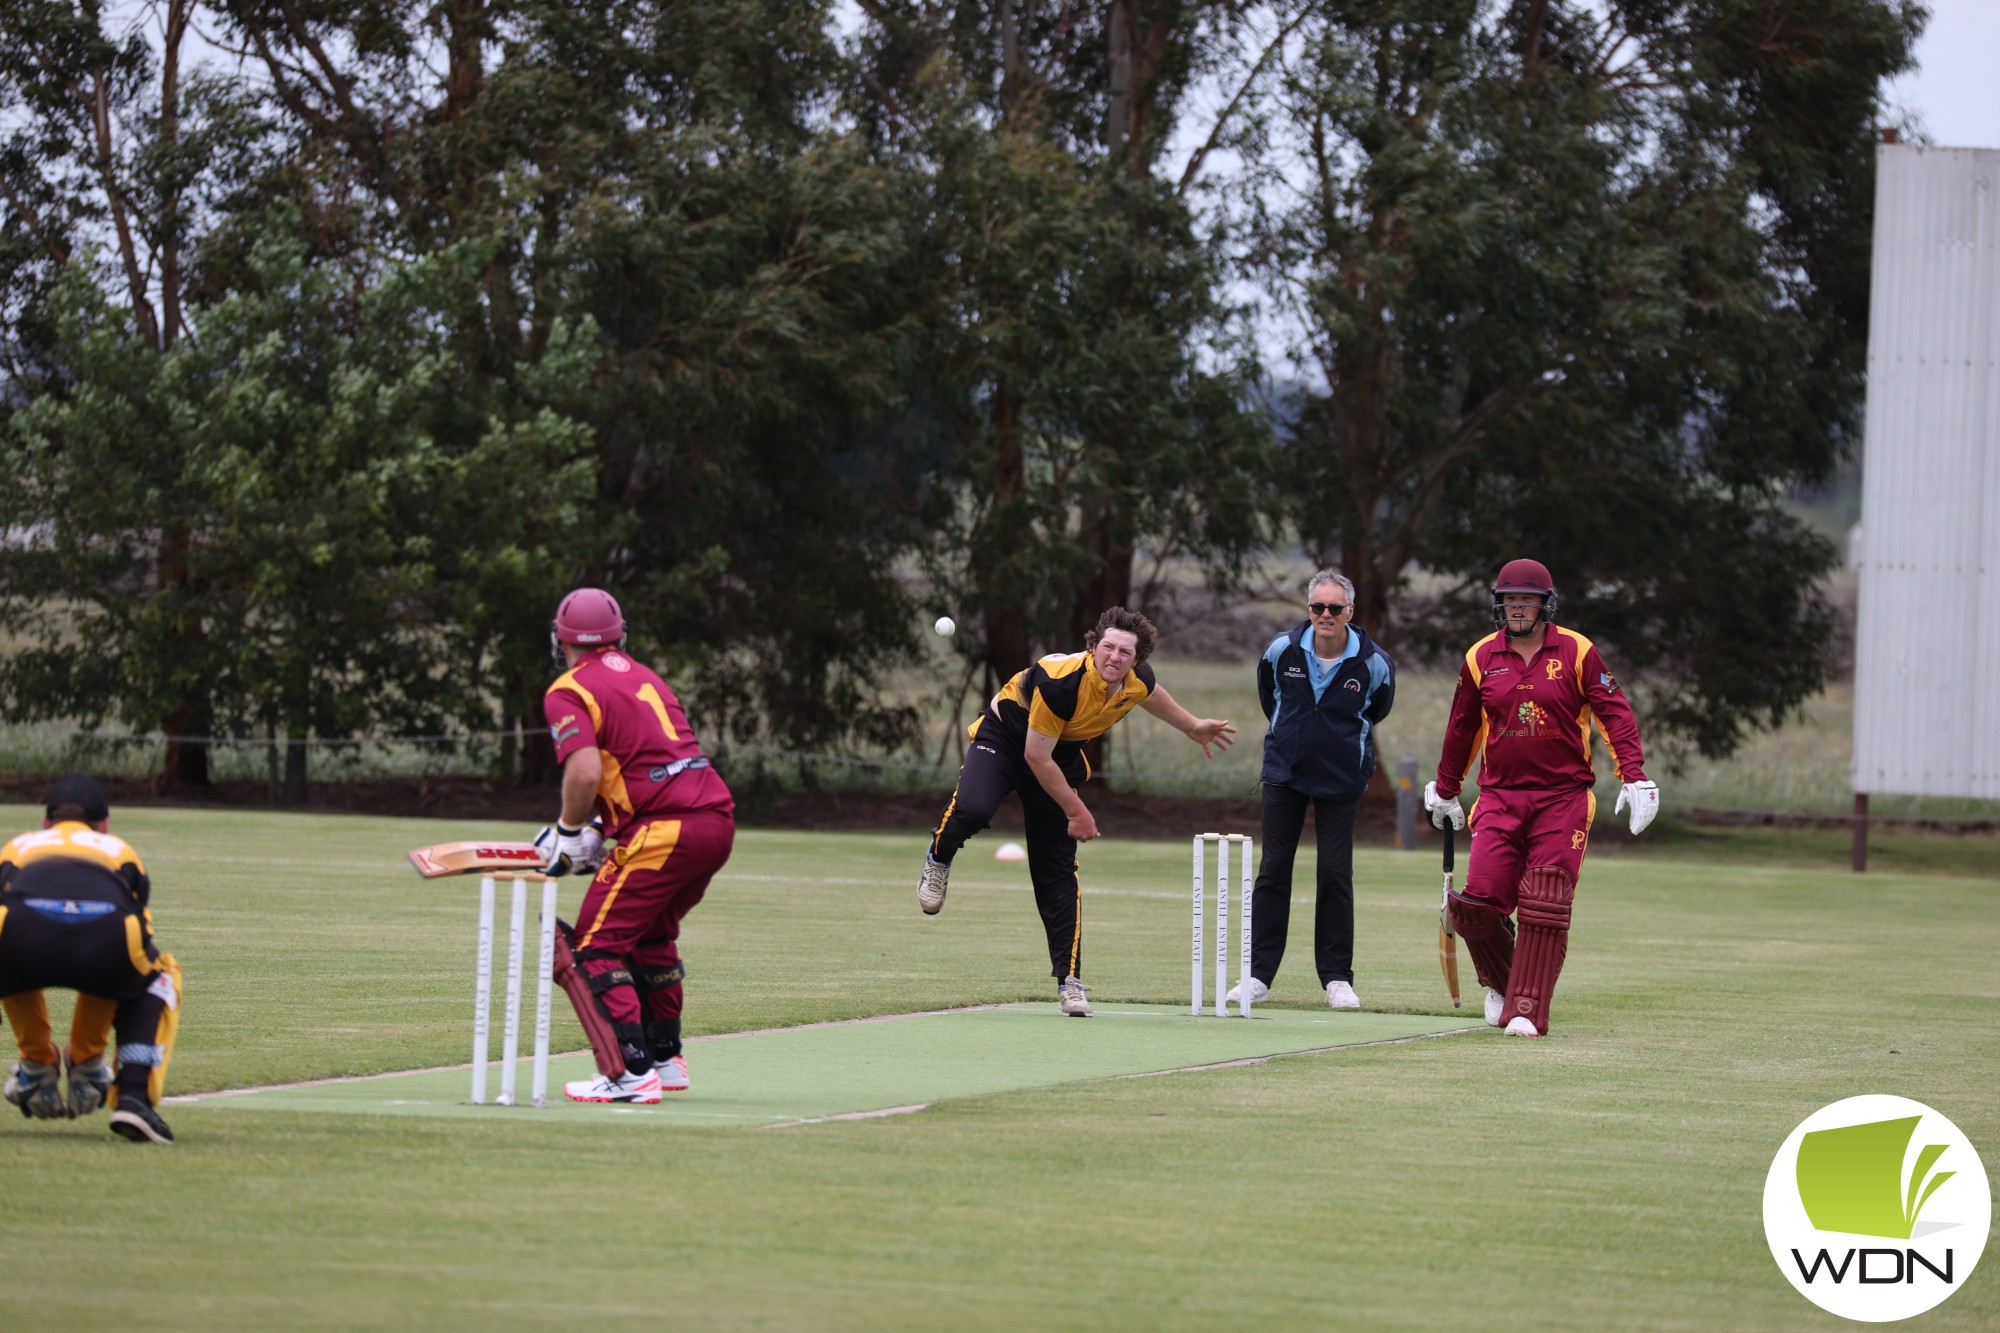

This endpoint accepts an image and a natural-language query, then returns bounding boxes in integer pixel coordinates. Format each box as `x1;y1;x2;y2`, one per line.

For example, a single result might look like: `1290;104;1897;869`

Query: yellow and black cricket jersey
971;651;1157;772
0;822;157;972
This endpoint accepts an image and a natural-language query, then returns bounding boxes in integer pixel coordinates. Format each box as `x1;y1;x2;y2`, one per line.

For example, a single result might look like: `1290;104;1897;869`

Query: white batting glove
1423;780;1465;831
534;821;604;877
1615;780;1660;836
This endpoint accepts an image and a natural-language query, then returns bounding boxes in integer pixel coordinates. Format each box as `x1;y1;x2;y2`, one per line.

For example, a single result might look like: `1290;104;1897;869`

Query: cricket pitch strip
170;1005;1478;1128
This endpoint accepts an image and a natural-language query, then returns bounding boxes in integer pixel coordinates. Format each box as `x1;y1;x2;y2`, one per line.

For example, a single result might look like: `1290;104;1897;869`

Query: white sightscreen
1851;143;2000;798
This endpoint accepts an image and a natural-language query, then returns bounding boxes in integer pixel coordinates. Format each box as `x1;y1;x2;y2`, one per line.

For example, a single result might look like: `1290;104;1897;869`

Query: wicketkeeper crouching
0;773;183;1143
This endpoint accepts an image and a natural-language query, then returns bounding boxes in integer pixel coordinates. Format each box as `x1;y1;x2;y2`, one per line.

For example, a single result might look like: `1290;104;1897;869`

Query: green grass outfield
1;805;1996;1329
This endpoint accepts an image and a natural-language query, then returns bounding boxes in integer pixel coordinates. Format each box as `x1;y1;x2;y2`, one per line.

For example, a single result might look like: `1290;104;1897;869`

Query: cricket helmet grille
552;588;626;653
1490;558;1558;636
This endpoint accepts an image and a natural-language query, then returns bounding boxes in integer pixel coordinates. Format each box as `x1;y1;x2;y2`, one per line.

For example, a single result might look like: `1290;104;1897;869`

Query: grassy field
1;804;1995;1329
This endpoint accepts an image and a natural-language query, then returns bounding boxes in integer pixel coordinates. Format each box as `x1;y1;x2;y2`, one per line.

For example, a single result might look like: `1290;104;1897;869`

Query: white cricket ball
934;616;956;637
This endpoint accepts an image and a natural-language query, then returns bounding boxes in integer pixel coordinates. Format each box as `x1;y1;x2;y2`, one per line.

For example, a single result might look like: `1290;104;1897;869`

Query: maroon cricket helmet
551;587;626;661
1490;558;1558;635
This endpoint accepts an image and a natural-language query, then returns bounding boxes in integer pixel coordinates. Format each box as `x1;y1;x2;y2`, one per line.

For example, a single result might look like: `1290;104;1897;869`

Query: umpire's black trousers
930;736;1087;982
1251;783;1360;987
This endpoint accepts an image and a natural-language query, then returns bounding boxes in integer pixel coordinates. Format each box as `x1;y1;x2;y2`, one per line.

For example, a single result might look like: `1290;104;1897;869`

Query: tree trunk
159;700;210;791
283;725;309;803
982;378;1031;691
519;688;558;786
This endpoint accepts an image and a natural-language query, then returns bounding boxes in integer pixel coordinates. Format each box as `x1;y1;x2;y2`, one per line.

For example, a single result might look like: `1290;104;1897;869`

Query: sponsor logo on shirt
1344;678;1362;692
604;653;631;673
1599;671;1620;692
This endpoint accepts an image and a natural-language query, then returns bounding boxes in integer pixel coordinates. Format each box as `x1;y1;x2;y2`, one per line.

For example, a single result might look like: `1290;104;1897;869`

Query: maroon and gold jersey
1434;628;1645;799
543;649;734;836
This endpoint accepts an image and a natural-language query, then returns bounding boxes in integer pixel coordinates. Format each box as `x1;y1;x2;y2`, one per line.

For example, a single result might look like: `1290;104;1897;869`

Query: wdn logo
1764;1095;1989;1322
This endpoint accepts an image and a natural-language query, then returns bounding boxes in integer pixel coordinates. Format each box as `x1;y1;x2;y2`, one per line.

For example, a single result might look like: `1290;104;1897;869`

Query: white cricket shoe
1484;987;1505;1027
1058;976;1092;1017
564;1068;663;1104
1325;980;1361;1011
1224;977;1270;1005
653;1055;689;1093
1504;1016;1541;1037
917;855;950;915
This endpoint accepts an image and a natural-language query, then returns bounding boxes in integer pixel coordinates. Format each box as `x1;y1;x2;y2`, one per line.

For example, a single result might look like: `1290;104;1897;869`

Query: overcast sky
1887;0;1997;148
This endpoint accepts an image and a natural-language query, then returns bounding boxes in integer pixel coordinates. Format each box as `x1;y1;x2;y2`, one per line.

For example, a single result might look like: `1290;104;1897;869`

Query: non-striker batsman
1423;559;1659;1037
538;588;735;1102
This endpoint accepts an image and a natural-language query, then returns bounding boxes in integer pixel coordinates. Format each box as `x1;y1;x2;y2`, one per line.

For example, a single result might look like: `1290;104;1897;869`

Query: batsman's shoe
1504;1016;1541;1038
1326;980;1361;1011
4;1059;66;1120
1058;976;1092;1018
108;1100;174;1145
66;1054;112;1117
564;1068;664;1104
917;854;950;915
1484;987;1506;1027
653;1055;690;1093
1224;977;1270;1006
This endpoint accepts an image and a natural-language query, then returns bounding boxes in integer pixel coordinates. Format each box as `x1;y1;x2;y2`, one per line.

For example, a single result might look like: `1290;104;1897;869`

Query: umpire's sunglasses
1308;601;1349;617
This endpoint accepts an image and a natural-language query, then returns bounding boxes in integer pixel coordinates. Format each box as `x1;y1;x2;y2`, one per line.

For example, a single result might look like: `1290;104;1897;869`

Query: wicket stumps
1191;833;1254;1016
471;873;559;1108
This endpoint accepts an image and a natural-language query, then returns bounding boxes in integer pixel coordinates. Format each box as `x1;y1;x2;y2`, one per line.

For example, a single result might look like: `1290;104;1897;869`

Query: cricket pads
1503;866;1574;1036
1448;893;1515;994
552;921;629;1081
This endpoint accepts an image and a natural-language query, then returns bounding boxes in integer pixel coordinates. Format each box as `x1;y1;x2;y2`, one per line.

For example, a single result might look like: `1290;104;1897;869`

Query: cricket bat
1438;825;1462;1007
408;840;549;879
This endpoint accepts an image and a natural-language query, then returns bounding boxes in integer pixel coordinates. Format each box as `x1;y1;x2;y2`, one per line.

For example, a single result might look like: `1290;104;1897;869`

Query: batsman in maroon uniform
536;588;735;1103
1423;560;1659;1037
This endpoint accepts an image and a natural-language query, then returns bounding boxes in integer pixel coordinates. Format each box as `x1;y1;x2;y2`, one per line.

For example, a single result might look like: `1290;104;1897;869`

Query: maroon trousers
573;810;734;1026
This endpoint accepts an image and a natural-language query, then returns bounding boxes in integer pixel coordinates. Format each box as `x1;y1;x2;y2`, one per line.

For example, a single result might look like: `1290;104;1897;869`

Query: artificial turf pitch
178;1004;1472;1125
2;805;1995;1329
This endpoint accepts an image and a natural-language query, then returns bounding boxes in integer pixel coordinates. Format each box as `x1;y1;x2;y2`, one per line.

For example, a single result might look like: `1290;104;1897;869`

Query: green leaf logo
1796;1116;1956;1239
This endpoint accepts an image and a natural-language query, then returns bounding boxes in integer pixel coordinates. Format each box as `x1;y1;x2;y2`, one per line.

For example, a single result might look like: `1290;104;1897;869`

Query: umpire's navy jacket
1256;622;1396;799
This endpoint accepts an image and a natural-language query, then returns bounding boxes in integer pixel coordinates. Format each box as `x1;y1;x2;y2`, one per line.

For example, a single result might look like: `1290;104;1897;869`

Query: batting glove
534;821;604;877
1615;780;1660;836
1423;780;1465;832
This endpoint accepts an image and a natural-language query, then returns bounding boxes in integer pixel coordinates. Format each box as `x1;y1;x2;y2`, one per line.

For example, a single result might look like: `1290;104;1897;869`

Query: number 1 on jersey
638;682;681;741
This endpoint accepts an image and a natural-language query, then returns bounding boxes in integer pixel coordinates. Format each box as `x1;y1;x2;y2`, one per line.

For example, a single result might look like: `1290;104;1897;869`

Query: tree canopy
0;1;1924;783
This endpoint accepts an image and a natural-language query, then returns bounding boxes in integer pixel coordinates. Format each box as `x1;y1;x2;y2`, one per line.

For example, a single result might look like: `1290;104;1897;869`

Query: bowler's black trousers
1251;783;1360;987
930;737;1087;982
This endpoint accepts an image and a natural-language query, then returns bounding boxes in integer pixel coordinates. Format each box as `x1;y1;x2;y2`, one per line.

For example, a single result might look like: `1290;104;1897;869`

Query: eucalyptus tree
1235;0;1921;756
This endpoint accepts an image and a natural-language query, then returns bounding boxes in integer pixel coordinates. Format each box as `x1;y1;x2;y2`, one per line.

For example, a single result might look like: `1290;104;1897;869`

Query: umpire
1232;571;1395;1011
0;773;182;1143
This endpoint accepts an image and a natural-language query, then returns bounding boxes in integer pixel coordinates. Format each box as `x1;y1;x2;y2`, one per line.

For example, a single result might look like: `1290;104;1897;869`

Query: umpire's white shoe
1058;976;1092;1017
653;1055;689;1093
917;855;950;915
1224;977;1270;1006
1504;1016;1541;1037
1484;987;1506;1027
564;1068;663;1104
3;1059;65;1119
1325;980;1361;1011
